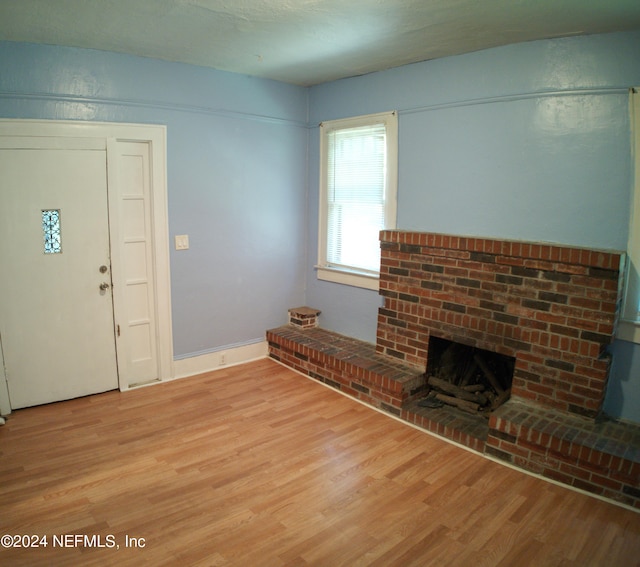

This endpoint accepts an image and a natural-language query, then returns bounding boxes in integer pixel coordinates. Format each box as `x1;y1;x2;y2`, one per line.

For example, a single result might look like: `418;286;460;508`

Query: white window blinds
326;122;387;273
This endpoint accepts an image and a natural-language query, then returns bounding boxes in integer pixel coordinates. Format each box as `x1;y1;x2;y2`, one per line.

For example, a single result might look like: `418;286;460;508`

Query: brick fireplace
377;230;625;419
268;231;640;508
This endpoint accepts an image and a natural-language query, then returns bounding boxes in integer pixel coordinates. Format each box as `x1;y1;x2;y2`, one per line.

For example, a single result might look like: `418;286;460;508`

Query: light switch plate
175;234;189;250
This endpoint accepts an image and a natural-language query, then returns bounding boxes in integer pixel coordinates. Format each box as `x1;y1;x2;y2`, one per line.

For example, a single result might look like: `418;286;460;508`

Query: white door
108;141;161;387
0;140;119;408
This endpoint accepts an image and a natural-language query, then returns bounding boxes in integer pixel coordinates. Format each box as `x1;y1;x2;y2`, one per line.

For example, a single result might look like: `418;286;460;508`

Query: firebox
421;336;515;414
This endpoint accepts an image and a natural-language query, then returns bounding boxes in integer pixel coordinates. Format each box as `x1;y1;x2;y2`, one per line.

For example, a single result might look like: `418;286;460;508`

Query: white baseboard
172;341;269;380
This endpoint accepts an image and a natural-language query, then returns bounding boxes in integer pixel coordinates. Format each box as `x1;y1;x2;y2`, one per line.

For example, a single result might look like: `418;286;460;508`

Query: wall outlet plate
175;234;189;250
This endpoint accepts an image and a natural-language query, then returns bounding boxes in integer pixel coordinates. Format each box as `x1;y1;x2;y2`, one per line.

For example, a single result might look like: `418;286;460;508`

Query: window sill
616;319;640;345
316;265;379;291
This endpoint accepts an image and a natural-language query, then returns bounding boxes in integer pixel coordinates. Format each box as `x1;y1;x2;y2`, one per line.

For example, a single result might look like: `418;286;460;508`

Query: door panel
0;146;118;408
108;141;160;387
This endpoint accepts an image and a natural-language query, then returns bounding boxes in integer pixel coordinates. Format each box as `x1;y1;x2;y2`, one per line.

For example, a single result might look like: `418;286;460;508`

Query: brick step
267;325;426;414
488;400;640;507
403;398;488;453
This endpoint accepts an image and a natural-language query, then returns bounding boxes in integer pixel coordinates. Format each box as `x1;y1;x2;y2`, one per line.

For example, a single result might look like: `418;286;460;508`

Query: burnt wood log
473;354;505;394
434;393;480;414
491;388;512;410
459;359;478;387
428;375;489;406
461;384;486;393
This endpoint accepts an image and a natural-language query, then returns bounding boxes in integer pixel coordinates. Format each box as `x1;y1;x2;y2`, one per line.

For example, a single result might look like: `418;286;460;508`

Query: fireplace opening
420;336;515;415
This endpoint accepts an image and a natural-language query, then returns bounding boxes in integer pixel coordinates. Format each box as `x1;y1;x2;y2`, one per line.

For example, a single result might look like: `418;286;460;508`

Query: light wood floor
1;358;638;566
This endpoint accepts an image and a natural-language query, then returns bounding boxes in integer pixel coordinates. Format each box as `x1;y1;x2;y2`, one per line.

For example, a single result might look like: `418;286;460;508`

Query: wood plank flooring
1;358;638;566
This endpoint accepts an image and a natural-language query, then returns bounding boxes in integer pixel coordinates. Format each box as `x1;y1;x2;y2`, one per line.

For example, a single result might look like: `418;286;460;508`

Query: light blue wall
606;340;640;421
0;41;309;358
307;31;640;422
2;33;639;422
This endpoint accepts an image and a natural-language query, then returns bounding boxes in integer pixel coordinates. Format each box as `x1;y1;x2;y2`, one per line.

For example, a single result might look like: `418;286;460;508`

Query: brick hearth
267;325;426;414
267;231;640;509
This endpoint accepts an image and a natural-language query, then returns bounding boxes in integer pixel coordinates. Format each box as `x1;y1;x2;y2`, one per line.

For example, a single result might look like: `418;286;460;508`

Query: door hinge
117;324;121;337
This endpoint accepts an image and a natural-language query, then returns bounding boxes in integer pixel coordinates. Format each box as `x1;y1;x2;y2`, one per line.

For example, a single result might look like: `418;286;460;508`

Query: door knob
99;282;110;291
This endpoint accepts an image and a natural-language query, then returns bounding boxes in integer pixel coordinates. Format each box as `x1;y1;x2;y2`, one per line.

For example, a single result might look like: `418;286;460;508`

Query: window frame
316;111;398;291
618;88;640;344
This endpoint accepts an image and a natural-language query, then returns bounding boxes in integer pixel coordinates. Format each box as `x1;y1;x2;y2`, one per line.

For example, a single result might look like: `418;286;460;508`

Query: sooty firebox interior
421;336;515;415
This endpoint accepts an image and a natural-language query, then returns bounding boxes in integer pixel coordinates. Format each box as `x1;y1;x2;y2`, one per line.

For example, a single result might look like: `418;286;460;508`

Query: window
317;111;398;290
619;88;640;343
42;209;62;254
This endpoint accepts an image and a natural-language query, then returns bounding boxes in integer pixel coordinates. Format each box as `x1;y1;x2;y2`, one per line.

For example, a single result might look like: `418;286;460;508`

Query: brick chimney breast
377;230;625;419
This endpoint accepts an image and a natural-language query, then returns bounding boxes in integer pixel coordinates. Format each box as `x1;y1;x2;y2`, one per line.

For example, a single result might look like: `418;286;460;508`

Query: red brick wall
377;231;625;419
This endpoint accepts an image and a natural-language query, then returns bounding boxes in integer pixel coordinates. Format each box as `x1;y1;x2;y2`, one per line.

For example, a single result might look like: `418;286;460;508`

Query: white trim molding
317;111;398;290
0;342;10;416
173;341;268;380
0;119;174;405
618;89;640;344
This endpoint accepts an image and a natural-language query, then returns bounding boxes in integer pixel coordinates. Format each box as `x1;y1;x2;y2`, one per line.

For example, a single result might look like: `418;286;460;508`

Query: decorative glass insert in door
42;209;62;254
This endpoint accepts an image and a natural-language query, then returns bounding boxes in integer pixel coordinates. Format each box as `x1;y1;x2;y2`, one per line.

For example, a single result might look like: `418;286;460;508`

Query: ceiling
1;0;640;87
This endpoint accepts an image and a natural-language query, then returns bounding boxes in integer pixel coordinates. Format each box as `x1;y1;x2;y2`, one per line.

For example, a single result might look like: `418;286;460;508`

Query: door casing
0;119;173;412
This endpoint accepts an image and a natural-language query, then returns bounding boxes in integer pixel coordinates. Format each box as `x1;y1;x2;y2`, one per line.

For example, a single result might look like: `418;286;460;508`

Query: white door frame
0;346;9;415
0;119;173;412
